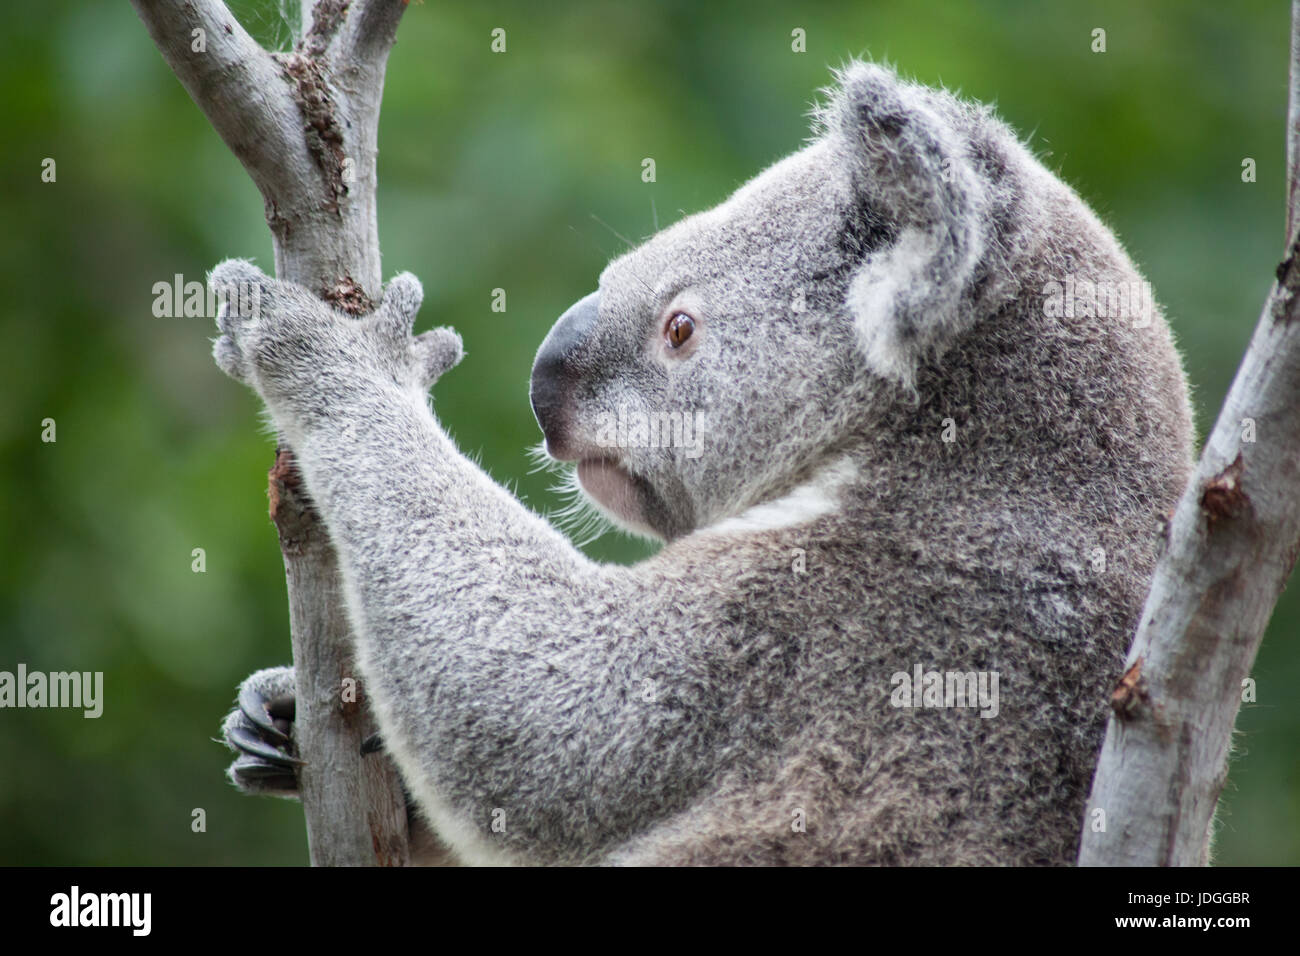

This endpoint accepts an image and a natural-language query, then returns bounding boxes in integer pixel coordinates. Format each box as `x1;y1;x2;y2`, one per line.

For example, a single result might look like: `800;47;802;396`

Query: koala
217;61;1195;866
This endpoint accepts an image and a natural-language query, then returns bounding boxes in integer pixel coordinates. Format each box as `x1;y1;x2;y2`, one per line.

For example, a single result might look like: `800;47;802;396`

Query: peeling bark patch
1200;453;1248;526
324;274;374;315
279;52;347;214
301;0;350;59
1110;658;1149;721
268;446;320;554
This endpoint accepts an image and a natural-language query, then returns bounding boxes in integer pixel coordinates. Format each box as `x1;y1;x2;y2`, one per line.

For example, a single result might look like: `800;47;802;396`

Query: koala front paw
208;260;464;401
220;666;302;798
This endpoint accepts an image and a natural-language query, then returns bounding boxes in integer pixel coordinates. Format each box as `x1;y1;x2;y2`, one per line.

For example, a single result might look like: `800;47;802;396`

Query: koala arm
209;261;728;864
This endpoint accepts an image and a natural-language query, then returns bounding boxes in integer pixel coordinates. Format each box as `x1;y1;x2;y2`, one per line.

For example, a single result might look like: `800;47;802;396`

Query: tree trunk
1079;1;1300;866
131;0;413;866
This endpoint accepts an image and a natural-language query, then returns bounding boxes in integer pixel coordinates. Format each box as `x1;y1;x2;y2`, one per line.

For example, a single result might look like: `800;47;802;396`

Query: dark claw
239;683;292;744
222;667;301;797
360;732;385;756
229;755;298;794
228;725;304;767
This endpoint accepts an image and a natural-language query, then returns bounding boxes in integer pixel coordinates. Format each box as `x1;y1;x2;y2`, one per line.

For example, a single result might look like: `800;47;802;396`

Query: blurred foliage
0;0;1295;865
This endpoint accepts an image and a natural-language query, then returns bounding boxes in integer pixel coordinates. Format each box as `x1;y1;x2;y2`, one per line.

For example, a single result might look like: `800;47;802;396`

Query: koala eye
665;311;696;349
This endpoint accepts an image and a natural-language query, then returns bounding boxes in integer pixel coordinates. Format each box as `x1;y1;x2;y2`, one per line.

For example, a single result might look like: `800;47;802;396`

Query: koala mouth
575;457;655;535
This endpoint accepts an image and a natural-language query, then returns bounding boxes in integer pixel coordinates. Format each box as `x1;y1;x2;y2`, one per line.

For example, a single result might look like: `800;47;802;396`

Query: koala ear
820;62;992;386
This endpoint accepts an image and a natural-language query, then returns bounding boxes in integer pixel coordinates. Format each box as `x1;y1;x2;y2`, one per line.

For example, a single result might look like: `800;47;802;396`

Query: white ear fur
846;227;946;384
823;62;992;386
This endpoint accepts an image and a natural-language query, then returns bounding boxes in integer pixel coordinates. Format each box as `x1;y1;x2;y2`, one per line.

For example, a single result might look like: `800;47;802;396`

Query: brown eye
665;311;695;349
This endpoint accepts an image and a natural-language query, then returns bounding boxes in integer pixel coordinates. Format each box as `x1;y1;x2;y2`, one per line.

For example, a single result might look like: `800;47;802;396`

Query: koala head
530;62;1024;541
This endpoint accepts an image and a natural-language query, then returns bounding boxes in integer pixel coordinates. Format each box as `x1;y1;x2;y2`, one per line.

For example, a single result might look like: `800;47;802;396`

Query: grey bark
131;0;413;865
1078;1;1300;866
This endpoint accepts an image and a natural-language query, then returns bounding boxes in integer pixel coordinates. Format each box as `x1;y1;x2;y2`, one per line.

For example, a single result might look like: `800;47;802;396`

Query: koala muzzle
530;290;600;458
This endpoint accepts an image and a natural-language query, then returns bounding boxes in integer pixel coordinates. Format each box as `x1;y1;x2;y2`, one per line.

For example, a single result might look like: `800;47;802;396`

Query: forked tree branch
130;1;322;230
132;0;416;866
1079;1;1300;866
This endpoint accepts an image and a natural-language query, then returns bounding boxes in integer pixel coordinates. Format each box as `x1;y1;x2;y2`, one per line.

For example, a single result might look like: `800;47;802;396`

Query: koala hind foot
221;666;302;798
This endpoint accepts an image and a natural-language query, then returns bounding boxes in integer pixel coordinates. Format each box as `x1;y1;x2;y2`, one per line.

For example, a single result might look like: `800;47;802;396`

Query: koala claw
221;666;302;798
238;680;293;744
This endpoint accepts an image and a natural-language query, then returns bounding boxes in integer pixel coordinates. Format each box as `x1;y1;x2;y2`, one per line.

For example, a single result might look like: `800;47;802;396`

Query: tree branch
130;0;314;217
1079;2;1300;866
132;0;417;865
335;0;410;69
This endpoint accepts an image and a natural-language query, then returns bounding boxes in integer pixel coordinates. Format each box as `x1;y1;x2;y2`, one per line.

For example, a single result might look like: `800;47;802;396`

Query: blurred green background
0;0;1295;864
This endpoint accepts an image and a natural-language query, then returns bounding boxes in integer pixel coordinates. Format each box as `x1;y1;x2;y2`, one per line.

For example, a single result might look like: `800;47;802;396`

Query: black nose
530;291;600;447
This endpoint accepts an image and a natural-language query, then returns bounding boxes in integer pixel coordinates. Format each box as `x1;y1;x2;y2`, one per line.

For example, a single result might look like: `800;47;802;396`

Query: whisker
569;219;655;298
590;213;635;249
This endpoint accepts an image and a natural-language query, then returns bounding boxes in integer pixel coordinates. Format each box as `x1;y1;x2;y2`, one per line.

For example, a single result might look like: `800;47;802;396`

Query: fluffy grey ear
821;62;992;386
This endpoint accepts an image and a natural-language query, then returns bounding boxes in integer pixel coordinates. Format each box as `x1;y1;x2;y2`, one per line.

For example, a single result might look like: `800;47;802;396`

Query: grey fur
216;62;1194;865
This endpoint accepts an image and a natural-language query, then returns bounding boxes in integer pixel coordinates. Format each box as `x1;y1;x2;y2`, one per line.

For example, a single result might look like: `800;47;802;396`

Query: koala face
531;64;1018;541
531;144;871;540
